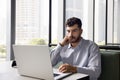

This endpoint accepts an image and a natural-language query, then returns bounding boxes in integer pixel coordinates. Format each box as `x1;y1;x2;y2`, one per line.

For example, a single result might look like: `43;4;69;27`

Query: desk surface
0;61;89;80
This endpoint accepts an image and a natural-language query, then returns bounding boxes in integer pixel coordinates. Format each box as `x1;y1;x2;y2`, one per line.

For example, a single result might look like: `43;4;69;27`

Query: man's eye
67;31;70;33
73;30;77;32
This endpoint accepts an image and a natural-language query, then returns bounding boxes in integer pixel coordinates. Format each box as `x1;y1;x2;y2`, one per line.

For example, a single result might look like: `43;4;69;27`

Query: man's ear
80;28;83;34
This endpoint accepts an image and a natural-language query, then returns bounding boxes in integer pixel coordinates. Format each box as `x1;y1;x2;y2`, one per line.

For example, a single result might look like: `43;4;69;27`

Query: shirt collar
68;43;72;48
68;37;83;49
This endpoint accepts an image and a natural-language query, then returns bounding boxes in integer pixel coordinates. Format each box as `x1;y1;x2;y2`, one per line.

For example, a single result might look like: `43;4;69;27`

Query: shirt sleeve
50;43;63;66
77;43;101;80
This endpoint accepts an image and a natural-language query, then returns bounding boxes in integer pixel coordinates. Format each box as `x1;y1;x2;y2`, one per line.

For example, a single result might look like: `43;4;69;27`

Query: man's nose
68;32;73;37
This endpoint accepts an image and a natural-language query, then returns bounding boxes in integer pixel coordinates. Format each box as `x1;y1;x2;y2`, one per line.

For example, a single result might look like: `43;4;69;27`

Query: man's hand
58;63;77;73
60;36;69;46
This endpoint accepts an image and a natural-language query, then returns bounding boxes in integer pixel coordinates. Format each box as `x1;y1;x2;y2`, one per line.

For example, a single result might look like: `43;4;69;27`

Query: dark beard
69;36;81;43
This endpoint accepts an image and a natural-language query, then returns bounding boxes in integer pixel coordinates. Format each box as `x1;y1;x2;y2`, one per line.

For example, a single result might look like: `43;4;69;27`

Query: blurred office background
0;0;120;61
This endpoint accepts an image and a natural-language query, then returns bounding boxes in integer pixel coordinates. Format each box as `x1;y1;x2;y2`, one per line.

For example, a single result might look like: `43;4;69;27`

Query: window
10;0;120;60
16;0;49;45
66;0;93;40
107;0;120;45
94;0;106;45
0;0;7;61
51;0;64;45
65;0;120;46
113;0;120;44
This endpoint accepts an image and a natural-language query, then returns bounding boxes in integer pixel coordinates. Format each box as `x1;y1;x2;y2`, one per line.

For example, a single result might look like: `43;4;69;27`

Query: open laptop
13;45;72;80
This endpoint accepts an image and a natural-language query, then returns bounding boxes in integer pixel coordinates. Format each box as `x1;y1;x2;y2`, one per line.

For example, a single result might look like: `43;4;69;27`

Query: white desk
0;61;89;80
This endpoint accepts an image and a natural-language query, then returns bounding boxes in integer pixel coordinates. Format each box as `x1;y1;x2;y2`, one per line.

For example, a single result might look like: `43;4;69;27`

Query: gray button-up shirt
50;38;101;80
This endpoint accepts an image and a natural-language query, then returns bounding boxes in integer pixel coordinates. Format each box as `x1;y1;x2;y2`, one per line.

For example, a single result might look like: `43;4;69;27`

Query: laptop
13;45;72;80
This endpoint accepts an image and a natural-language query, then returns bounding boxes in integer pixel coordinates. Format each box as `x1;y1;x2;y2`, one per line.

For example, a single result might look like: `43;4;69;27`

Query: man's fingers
59;65;66;72
60;69;67;73
59;63;70;73
58;63;77;73
59;64;68;70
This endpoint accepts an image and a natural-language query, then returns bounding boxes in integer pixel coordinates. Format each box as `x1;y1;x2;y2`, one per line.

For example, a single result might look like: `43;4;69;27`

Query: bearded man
50;17;101;80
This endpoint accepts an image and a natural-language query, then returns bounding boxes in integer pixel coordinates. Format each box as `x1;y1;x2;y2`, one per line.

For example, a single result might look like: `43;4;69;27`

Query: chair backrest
98;50;120;80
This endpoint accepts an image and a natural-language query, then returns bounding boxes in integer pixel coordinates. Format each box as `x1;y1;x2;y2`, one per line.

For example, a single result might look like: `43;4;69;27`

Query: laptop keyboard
53;73;60;77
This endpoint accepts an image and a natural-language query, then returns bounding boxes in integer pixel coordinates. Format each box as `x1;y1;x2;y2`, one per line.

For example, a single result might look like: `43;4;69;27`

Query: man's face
66;24;82;43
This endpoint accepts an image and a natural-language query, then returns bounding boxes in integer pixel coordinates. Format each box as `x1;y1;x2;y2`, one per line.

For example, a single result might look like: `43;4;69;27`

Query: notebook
13;45;72;80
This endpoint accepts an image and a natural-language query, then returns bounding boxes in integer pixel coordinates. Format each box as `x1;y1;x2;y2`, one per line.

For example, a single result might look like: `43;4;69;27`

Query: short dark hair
66;17;82;28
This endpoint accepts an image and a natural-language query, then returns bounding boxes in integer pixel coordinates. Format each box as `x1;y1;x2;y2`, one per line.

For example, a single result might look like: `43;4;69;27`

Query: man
50;17;101;80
